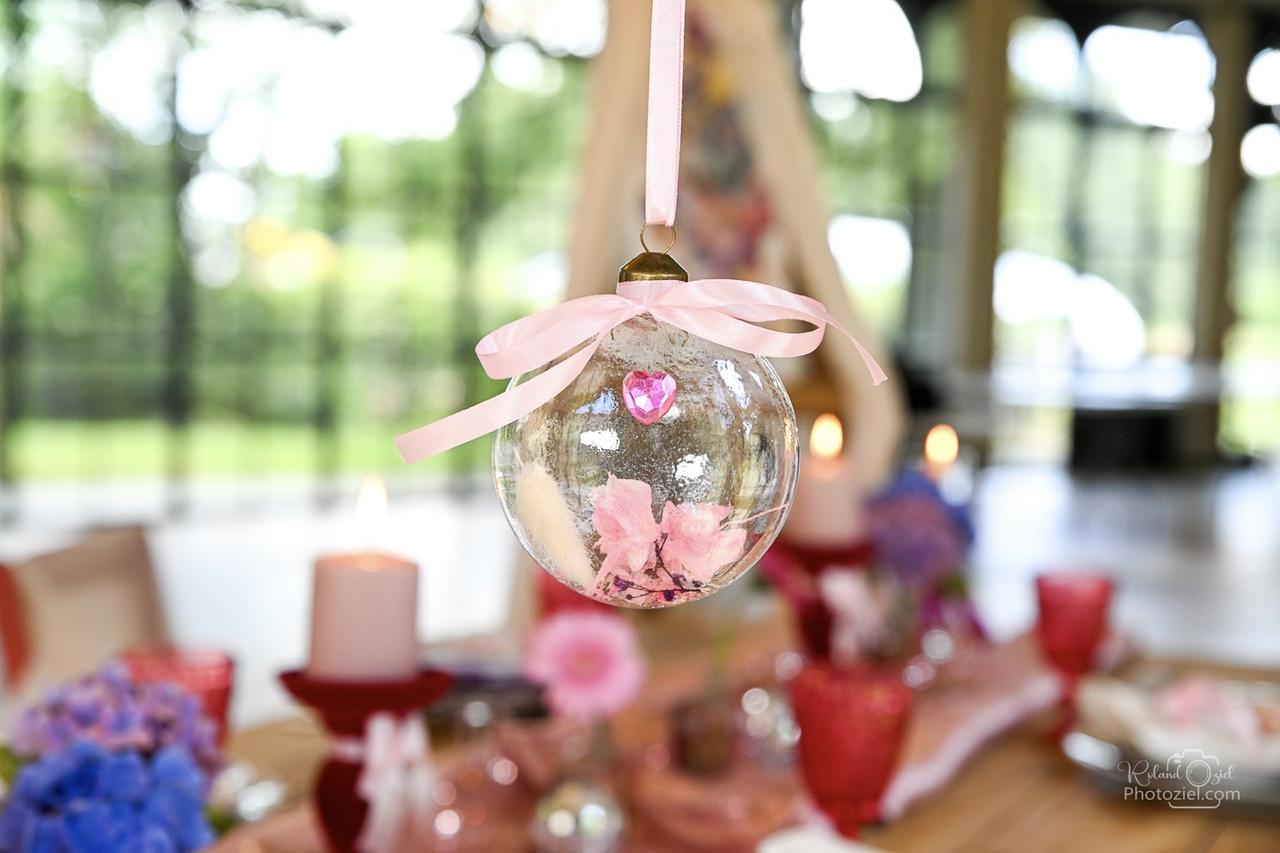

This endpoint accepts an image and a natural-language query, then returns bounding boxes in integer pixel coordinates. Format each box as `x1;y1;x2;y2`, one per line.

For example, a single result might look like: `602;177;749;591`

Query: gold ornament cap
618;252;688;282
618;224;688;283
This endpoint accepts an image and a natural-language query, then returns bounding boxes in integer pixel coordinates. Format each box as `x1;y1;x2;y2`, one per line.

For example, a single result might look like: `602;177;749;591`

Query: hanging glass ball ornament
493;251;799;608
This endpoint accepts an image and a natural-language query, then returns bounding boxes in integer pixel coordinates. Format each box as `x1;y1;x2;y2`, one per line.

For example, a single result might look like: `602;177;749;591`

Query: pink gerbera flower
524;612;646;722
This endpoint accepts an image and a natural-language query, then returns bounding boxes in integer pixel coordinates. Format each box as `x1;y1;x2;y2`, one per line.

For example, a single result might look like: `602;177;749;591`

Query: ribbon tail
401;718;436;829
395;336;606;463
651;305;827;359
356;780;408;853
822;316;889;386
651;306;887;385
718;289;890;385
706;300;888;385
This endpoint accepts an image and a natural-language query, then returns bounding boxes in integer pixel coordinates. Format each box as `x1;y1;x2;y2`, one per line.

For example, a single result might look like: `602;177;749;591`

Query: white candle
785;413;862;547
307;477;420;681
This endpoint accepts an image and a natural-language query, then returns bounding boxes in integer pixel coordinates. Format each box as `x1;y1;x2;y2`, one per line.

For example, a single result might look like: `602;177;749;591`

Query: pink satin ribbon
354;712;435;853
646;0;685;226
395;279;886;463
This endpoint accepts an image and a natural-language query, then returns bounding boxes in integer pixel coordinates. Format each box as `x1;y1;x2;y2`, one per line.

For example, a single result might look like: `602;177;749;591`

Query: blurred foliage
2;0;591;479
0;745;20;786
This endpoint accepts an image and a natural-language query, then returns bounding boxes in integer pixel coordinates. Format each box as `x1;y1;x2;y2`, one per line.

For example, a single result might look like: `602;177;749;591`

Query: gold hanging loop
620;224;688;283
639;223;678;255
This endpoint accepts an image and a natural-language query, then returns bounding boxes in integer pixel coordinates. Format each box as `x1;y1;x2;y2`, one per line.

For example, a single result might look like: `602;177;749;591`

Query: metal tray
1063;730;1280;816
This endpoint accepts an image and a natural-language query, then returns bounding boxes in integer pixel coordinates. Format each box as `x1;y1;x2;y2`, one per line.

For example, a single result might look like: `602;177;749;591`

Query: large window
1000;16;1209;371
804;0;958;345
1222;50;1280;455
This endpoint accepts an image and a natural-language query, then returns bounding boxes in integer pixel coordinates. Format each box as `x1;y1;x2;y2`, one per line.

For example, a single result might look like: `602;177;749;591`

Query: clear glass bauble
530;779;624;853
493;314;798;608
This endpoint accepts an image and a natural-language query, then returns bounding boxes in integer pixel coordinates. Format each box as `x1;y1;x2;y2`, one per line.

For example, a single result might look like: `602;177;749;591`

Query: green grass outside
6;420;488;480
6;386;1277;482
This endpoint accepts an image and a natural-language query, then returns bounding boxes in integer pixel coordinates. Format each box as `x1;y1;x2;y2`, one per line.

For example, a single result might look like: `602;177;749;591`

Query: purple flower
865;470;974;593
11;665;222;783
0;742;213;853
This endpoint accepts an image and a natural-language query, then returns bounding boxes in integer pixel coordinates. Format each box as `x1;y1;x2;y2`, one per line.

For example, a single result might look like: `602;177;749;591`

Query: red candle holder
760;538;876;660
1034;570;1113;739
280;669;453;853
789;662;912;838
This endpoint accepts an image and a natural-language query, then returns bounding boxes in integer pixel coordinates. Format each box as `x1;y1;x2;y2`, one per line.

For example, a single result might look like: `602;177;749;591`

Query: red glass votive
123;649;235;741
1035;571;1113;677
789;663;913;838
1035;570;1114;739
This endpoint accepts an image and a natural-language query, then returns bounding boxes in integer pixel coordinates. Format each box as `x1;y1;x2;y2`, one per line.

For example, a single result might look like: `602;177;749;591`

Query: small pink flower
659;502;747;583
524;612;646;721
591;475;661;576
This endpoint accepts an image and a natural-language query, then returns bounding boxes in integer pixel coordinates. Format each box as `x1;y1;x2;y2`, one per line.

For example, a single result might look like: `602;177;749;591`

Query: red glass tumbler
788;663;913;838
123;648;235;742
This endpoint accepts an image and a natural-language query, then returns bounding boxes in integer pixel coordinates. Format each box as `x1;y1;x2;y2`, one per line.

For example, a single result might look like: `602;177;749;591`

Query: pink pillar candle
307;552;419;681
785;414;862;547
786;454;863;546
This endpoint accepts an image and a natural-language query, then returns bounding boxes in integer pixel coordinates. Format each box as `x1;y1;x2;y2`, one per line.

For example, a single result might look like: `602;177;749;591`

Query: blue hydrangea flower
98;752;148;803
0;742;213;853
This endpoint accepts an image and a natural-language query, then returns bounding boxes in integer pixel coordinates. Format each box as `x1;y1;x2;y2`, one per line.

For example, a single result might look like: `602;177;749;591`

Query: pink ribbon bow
353;713;435;853
395;279;886;463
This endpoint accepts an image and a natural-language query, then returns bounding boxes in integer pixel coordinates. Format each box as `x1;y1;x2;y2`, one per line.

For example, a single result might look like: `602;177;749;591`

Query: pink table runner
881;638;1058;819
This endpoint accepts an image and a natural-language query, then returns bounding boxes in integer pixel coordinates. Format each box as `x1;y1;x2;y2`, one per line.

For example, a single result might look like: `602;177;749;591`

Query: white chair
7;527;169;699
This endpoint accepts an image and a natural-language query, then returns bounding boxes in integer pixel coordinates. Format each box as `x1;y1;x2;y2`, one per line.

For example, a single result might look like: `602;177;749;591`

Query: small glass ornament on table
530;778;626;853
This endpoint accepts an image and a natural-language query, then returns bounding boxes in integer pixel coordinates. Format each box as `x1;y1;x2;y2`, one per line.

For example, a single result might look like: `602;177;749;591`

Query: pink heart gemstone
622;370;678;425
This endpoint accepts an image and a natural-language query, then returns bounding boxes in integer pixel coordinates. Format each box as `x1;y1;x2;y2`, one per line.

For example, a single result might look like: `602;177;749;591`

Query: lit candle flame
810;413;844;459
356;475;389;552
924;424;959;470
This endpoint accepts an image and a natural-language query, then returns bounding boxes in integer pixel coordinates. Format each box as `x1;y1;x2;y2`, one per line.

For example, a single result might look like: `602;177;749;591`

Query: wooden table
863;725;1279;853
216;678;1279;852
